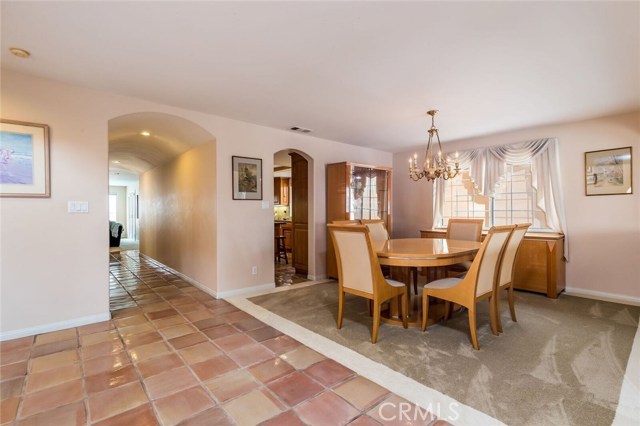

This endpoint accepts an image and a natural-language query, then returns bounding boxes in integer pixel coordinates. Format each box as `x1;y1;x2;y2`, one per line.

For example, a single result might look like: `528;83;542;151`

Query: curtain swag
434;137;569;260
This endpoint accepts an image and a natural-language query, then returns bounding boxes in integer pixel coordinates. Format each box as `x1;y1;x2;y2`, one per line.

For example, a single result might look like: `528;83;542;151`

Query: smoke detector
289;126;313;133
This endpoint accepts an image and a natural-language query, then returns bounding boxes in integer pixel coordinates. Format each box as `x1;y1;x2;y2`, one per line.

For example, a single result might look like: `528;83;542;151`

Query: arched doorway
273;149;313;286
108;112;218;293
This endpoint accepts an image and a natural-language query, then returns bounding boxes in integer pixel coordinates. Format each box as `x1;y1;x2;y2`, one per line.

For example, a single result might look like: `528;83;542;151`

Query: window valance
434;137;569;259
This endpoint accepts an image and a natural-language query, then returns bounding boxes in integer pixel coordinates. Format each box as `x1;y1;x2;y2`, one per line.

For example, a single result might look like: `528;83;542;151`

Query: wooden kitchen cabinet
274;177;289;206
326;162;392;279
282;224;292;250
420;229;566;298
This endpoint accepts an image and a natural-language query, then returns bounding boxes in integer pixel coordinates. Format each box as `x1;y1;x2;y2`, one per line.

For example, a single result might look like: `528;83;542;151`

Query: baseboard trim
0;313;111;342
564;287;640;306
138;254;275;300
307;273;326;281
138;253;218;298
217;283;276;299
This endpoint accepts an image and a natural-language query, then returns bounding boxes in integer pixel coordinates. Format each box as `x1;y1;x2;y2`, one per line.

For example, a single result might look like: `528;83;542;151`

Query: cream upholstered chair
328;224;408;343
445;218;484;277
361;219;389;241
332;219;360;226
360;219;392;281
495;223;530;333
421;225;514;350
446;218;484;241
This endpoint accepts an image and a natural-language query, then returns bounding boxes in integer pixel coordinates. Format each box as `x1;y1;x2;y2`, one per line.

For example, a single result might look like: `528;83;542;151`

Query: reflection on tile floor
0;251;448;426
275;258;309;287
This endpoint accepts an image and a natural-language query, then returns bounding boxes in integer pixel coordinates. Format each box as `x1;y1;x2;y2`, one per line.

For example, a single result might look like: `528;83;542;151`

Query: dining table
372;238;482;327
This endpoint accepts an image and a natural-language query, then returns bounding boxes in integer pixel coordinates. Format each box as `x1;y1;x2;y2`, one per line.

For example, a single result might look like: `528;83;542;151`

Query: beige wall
108;185;127;237
393;111;640;301
0;70;391;338
1;73;111;337
140;142;217;293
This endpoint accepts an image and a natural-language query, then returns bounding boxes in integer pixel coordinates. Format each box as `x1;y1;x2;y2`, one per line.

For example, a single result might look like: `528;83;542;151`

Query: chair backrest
361;219;389;241
463;225;514;297
498;223;531;286
328;224;382;296
331;220;360;226
446;218;484;242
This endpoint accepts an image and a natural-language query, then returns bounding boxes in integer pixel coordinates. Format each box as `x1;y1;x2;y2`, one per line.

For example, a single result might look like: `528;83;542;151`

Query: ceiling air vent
289;126;313;133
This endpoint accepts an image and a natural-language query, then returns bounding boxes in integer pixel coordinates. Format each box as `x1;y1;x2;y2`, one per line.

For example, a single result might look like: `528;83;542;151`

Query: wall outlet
251;266;258;275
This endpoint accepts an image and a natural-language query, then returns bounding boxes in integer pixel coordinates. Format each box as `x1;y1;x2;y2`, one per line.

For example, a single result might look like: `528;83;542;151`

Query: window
109;194;117;221
440;162;550;230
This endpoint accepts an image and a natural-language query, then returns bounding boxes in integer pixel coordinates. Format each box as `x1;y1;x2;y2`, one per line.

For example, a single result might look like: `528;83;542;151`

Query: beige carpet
249;282;639;426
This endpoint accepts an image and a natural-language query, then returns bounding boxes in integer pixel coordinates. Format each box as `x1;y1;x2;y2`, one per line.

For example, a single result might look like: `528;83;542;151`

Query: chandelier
409;110;460;182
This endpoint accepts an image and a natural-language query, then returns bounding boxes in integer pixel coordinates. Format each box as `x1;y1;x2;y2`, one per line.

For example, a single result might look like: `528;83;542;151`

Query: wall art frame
585;146;632;196
232;155;262;200
0;119;51;198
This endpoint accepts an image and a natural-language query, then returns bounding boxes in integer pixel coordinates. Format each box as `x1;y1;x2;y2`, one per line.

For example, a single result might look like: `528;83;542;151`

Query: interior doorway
273;149;311;286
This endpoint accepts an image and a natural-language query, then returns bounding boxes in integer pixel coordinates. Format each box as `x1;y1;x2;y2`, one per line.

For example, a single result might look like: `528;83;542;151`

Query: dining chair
495;223;530;333
446;218;485;241
360;219;394;286
421;225;514;350
328;224;408;343
332;219;360;225
444;218;485;277
360;219;389;241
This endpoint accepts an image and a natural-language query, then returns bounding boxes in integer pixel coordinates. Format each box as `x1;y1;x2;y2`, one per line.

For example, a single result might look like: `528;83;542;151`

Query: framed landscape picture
585;146;632;196
232;156;262;200
0;119;50;198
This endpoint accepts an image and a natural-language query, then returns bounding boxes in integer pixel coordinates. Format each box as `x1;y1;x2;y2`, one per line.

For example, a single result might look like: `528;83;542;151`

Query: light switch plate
261;200;270;209
68;201;89;213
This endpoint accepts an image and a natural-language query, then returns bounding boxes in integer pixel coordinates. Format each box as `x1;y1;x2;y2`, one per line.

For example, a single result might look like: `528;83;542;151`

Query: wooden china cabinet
326;161;392;279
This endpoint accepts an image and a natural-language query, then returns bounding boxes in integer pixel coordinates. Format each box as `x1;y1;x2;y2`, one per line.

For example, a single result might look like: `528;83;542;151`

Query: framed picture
0;119;50;198
585;146;633;196
232;156;262;200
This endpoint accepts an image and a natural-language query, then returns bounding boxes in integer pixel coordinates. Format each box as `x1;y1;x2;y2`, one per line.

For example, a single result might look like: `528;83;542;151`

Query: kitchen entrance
273;149;310;286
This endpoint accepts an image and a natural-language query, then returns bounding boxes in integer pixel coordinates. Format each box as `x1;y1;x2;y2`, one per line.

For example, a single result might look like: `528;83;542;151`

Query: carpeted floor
249;282;639;426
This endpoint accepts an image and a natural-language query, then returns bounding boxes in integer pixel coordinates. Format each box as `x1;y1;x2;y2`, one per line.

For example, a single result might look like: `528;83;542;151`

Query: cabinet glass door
348;166;389;223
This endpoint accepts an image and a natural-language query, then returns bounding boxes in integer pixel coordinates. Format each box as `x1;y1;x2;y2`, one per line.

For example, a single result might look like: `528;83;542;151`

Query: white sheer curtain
434;138;569;259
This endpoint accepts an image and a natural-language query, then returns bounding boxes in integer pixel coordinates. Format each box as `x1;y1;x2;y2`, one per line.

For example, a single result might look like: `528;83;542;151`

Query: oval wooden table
372;238;482;327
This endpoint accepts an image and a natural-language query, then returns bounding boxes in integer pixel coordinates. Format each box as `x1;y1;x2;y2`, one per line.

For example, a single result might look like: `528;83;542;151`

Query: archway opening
108;112;218;294
273;149;314;286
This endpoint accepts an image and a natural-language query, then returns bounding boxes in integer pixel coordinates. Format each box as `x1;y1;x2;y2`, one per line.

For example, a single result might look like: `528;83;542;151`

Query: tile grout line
112;252;218;426
227;292;507;426
110;252;383;425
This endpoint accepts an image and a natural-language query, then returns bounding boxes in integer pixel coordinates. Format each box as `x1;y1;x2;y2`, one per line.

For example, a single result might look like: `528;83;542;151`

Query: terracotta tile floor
0;251;450;426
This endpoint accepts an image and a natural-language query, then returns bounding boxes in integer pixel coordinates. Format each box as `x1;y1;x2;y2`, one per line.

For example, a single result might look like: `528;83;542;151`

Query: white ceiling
2;2;639;154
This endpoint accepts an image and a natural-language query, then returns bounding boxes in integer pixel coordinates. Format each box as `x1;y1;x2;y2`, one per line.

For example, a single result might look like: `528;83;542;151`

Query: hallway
0;251;433;425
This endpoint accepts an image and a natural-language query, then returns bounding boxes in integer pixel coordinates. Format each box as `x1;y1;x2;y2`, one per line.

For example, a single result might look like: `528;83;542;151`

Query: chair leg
489;296;499;336
468;306;479;350
337;291;344;329
508;285;517;322
401;292;408;329
421;293;429;331
372;302;381;344
496;292;504;334
443;301;451;322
